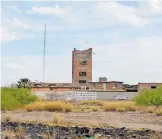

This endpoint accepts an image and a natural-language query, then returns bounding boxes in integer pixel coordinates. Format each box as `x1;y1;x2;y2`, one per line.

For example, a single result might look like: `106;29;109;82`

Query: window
79;80;86;83
79;72;87;76
34;84;41;87
80;60;87;65
151;86;156;89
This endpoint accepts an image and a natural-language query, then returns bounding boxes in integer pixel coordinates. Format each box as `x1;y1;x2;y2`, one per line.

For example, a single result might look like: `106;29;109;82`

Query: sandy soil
2;111;162;132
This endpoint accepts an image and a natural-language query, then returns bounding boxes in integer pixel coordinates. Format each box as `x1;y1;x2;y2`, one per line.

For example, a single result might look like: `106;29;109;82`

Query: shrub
44;101;64;112
4;115;12;122
1;88;38;111
64;103;73;112
135;87;162;106
145;106;156;113
103;104;117;111
52;113;62;124
154;107;162;116
116;107;126;112
91;106;99;112
25;101;73;112
25;102;45;112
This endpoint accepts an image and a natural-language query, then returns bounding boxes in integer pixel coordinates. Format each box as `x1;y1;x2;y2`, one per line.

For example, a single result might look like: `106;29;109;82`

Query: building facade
138;82;162;92
72;48;92;85
32;82;81;92
87;80;124;91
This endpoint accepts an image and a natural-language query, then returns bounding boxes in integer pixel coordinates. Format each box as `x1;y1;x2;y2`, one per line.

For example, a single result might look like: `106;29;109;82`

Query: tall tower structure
72;48;92;85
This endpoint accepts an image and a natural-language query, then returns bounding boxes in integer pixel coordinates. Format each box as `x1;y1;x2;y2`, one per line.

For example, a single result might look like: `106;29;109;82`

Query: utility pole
43;24;46;83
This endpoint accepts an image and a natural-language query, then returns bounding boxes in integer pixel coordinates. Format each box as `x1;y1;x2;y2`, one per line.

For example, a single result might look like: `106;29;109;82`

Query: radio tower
43;24;46;83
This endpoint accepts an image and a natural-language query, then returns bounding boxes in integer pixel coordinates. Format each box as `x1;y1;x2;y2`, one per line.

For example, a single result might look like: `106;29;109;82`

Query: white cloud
93;1;150;27
1;28;19;44
3;18;30;29
147;0;162;14
1;27;34;44
26;4;66;15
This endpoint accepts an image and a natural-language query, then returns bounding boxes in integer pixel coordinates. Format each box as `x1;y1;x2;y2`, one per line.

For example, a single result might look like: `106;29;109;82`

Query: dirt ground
2;111;162;132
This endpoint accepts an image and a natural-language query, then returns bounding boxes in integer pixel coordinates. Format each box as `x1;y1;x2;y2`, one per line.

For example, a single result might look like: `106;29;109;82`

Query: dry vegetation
25;101;73;112
23;100;162;116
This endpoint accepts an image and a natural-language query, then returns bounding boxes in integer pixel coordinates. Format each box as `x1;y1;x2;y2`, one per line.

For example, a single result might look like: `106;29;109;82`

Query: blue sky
1;1;162;86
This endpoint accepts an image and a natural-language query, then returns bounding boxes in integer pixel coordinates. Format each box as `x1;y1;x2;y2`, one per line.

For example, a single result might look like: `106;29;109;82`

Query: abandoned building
32;82;81;92
87;77;123;91
72;48;92;85
138;82;162;92
31;48;161;93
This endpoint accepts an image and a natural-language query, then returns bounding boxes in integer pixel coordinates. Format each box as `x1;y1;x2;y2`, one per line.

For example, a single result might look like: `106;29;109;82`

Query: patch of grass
135;86;162;106
25;101;73;112
145;106;156;113
116;106;126;112
4;115;12;122
103;101;139;112
154;107;162;116
65;103;73;112
1;87;38;111
91;106;99;112
103;103;118;111
52;113;62;124
44;101;64;112
25;102;45;112
80;100;104;106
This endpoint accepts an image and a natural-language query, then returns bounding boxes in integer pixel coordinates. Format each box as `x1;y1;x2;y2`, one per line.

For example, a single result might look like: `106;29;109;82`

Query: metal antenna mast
43;24;46;82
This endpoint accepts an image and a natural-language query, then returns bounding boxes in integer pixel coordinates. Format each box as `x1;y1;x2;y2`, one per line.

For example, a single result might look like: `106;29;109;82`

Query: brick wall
32;87;76;93
72;48;92;84
107;82;115;90
88;82;123;91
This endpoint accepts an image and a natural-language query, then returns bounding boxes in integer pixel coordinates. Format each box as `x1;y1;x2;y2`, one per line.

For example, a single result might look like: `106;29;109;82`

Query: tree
17;78;32;88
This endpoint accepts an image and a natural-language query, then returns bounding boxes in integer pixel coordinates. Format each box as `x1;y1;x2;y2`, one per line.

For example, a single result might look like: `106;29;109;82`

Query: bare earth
2;111;162;132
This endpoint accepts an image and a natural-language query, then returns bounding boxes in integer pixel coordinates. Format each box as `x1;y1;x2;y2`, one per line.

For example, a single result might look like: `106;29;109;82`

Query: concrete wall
97;91;139;100
33;91;139;100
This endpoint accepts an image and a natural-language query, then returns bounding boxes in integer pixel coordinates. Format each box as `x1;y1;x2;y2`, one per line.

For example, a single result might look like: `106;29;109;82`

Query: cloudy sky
1;0;162;86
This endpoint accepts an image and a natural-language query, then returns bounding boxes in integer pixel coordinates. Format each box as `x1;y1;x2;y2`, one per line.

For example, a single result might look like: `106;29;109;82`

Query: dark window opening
34;84;41;86
80;60;87;65
79;80;86;83
79;72;87;76
151;86;156;89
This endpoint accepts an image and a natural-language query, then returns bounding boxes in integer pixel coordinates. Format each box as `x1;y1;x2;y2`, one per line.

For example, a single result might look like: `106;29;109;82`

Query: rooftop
88;81;123;83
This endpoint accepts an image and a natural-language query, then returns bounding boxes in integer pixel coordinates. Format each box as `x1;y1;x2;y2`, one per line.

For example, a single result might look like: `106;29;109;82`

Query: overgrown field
22;100;162;115
1;88;38;111
1;87;162;116
135;86;162;106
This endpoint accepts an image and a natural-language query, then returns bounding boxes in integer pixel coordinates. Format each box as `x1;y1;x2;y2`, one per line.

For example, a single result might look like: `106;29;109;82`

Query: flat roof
138;82;162;84
88;81;123;83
